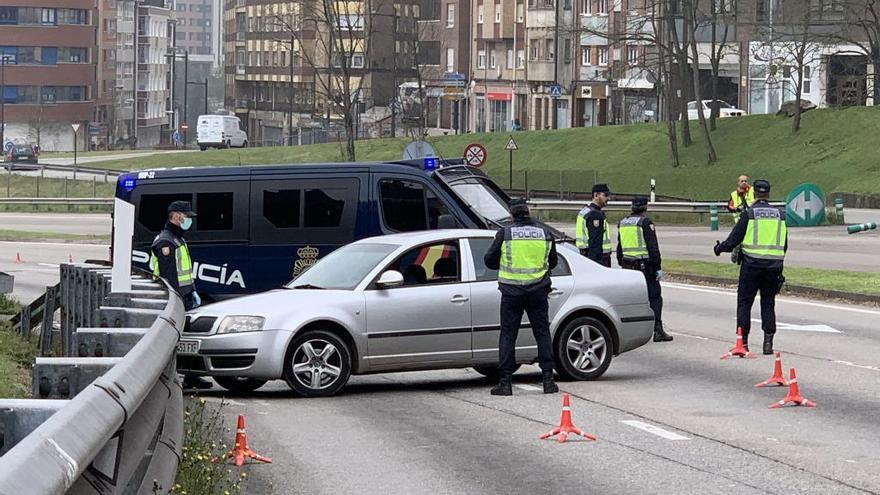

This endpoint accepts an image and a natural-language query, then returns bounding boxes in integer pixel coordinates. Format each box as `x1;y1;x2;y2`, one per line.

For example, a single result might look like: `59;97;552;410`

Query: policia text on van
115;160;564;301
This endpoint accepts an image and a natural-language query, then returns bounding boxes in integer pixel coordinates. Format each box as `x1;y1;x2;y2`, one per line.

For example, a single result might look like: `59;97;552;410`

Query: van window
304;189;345;227
263;189;301;228
138;193;193;231
379;179;458;232
196;192;234;231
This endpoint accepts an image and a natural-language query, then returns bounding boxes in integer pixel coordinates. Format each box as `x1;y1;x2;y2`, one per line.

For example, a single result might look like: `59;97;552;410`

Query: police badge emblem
593;219;600;227
293;246;320;277
161;246;171;256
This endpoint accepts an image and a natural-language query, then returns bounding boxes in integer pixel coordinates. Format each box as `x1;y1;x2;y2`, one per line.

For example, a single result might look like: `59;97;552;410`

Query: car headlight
216;316;265;334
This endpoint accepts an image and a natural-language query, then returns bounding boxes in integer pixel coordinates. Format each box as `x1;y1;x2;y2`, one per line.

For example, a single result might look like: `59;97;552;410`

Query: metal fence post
40;286;57;356
709;204;719;231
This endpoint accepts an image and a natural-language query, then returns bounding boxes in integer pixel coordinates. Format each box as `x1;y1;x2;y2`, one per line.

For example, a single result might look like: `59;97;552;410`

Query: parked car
177;230;655;397
687;100;747;120
196;114;248;150
5;144;38;165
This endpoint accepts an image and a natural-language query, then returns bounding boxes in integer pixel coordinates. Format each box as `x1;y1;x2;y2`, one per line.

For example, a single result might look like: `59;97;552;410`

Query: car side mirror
376;270;404;289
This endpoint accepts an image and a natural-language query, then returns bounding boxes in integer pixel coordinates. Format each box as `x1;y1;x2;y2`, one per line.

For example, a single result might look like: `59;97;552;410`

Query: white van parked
196;115;248;150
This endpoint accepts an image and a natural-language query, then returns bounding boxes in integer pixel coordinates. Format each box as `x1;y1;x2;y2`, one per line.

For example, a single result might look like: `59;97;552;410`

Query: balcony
580;15;608;46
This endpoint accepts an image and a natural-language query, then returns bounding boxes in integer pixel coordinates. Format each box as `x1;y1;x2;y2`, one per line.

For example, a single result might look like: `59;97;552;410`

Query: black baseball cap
508;198;529;215
168;200;197;216
753;180;771;194
592;183;610;194
631;196;649;209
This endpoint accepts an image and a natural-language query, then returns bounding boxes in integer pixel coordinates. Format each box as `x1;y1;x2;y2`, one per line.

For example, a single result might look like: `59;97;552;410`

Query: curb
665;272;880;307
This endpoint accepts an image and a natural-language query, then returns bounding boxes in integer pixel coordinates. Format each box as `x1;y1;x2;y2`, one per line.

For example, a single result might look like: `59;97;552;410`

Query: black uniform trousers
645;272;663;331
736;263;781;340
498;288;555;377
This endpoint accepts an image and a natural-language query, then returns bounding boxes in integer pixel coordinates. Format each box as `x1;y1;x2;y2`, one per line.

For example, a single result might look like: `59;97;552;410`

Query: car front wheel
283;330;352;397
554;317;613;381
214;376;267;393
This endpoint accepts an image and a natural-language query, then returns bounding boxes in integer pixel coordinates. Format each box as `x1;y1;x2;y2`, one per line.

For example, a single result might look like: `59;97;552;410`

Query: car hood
191;288;360;320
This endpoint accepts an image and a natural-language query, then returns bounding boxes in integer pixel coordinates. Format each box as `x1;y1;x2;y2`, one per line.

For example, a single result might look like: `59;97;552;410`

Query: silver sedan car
177;230;655;397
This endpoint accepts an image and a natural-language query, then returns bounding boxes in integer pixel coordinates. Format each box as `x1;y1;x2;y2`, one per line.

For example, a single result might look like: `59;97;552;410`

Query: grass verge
170;397;246;495
0;229;110;243
0;173;116;197
664;259;880;297
0;321;38;399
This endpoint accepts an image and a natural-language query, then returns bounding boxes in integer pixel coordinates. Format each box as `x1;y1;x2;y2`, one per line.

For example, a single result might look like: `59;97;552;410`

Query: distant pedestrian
727;175;755;221
617;196;673;342
484;199;559;396
714;179;787;355
575;184;612;267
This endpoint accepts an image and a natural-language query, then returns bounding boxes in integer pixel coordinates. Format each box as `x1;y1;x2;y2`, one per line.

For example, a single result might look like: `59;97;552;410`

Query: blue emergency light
423;157;438;171
121;177;137;192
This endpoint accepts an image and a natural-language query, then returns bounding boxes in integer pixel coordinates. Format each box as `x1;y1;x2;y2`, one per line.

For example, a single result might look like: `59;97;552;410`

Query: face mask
181;217;193;230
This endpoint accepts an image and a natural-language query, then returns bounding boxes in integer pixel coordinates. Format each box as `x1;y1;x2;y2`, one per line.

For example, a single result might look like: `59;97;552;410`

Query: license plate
177;340;200;355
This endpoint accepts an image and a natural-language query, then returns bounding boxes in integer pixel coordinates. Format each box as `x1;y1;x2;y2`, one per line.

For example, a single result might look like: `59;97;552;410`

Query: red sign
180;123;190;130
486;92;512;101
464;143;487;167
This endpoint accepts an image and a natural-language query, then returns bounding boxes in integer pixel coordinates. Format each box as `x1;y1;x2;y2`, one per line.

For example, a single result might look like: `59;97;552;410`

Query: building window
714;0;735;13
495;2;501;22
598;0;608;13
545;39;554;59
803;66;812;93
57;8;88;25
489;50;496;68
598;46;608;65
581;0;591;14
446;48;454;72
59;47;89;63
477;49;486;68
516;2;524;21
446;3;454;26
506;49;513;68
628;45;638;65
352;53;365;68
582;46;591;65
517;49;524;68
564;38;572;62
478;3;484;22
0;7;18;24
41;8;57;25
530;40;539;60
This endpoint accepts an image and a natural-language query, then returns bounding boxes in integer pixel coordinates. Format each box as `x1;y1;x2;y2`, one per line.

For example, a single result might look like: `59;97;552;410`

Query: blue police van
115;159;563;301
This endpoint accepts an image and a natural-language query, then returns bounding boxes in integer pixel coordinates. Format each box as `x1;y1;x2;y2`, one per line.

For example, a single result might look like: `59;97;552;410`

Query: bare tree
822;0;880;106
684;0;717;163
699;0;737;130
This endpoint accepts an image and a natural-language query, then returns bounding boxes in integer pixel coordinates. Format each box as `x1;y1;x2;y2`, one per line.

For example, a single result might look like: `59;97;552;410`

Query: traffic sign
181;123;190;130
71;123;81;133
403;140;437;160
3;140;13;153
549;84;562;99
464;143;487;167
504;135;518;151
786;183;825;227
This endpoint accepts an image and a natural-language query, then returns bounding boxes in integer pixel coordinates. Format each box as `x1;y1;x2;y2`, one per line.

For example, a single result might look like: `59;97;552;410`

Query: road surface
0;242;108;302
204;285;880;494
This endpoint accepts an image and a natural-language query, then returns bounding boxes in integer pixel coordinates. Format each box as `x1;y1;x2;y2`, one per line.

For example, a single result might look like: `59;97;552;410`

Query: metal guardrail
4;163;124;178
0;264;184;494
0;197;114;207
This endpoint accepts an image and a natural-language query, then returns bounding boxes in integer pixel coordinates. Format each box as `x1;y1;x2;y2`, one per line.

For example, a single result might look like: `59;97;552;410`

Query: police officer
576;183;612;267
616;196;673;342
484;199;558;396
150;200;211;389
714;180;787;355
727;175;756;221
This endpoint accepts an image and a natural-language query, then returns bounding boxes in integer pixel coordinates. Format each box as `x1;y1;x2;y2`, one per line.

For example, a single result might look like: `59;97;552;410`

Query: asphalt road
0;212;110;235
203;285;880;494
0;241;109;302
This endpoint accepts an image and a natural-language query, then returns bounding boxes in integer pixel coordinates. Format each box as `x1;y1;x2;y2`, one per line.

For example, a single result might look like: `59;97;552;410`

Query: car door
363;240;472;369
466;237;574;365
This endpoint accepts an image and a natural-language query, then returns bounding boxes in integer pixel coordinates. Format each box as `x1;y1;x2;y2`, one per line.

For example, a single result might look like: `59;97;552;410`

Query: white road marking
833;360;880;372
749;318;842;334
663;282;880;316
668;331;709;340
39;263;60;268
514;384;542;392
621;420;690;441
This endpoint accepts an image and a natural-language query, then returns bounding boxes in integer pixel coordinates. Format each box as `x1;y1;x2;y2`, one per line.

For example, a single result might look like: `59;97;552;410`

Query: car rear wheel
214;376;267;393
199;145;207;151
472;364;520;381
554;317;613;381
225;140;232;149
283;330;352;397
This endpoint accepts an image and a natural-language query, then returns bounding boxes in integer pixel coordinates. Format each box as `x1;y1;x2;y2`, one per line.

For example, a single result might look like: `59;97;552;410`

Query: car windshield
14;146;31;152
447;178;511;223
285;242;398;290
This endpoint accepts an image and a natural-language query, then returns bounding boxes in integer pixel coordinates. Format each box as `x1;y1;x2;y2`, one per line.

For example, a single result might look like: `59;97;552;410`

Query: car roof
355;229;496;246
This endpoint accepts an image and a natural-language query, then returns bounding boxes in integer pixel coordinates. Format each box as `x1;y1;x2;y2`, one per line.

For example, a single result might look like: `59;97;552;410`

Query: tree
823;0;880;106
699;0;737;130
684;0;717;162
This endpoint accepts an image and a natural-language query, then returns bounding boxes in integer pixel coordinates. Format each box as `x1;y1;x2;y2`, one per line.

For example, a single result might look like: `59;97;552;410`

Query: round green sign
785;183;825;227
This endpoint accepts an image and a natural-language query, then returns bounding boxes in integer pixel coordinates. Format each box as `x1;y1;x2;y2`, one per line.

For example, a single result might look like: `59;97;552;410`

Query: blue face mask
181;217;193;231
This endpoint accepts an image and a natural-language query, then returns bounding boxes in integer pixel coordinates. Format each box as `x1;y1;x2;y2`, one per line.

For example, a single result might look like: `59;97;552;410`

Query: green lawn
79;106;880;200
0;322;37;399
0;173;116;197
0;229;110;243
664;259;880;296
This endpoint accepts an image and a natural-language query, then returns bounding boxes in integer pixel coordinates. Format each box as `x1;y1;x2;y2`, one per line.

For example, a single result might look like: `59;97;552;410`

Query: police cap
631;196;649;210
753;179;771;194
592;183;610;194
508;198;529;217
168;200;197;217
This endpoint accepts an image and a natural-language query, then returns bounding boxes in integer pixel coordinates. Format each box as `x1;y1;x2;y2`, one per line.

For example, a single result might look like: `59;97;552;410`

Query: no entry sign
464;143;487;167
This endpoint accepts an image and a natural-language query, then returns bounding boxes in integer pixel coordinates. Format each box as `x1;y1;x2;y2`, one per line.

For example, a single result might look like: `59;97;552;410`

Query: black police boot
542;370;559;394
490;377;513;396
183;374;213;390
763;334;774;355
653;324;673;342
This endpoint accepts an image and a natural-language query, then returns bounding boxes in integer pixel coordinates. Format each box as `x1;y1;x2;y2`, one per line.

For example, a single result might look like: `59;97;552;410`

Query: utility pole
183;50;189;144
552;0;560;129
288;33;295;146
0;56;8;150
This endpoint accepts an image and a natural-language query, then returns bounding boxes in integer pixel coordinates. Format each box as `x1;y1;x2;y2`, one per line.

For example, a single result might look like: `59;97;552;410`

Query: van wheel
554;317;613;381
283;330;352;397
214;376;267;393
225;140;232;149
199;146;207;151
241;140;248;148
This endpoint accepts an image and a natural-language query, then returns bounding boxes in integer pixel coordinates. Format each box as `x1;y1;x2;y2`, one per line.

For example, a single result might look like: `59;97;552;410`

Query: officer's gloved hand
655;270;664;281
192;291;202;308
713;241;722;257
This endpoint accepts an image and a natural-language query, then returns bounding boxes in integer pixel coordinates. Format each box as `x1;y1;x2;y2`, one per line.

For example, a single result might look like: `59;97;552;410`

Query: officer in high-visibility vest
576;183;612;267
150;200;211;389
616;196;673;343
727;175;756;221
484;198;558;396
714;179;787;355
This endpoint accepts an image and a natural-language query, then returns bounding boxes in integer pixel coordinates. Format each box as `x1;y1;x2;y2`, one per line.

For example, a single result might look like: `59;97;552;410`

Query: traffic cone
68;255;74;263
539;393;596;443
769;368;816;409
15;252;23;263
755;352;788;388
720;327;757;360
224;414;272;466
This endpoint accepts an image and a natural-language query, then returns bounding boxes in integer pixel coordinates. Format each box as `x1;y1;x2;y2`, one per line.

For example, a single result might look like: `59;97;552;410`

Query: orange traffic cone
755;352;788;388
15;252;23;263
539;393;596;443
224;414;272;466
68;255;74;263
720;327;757;360
769;368;816;409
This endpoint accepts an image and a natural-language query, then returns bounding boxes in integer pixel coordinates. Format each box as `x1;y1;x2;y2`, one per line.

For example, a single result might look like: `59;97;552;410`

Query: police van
115;159;563;301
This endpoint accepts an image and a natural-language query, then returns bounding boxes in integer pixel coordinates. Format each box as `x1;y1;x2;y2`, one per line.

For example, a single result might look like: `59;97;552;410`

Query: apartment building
526;0;575;129
0;0;96;151
136;0;174;147
418;0;472;132
175;0;221;62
